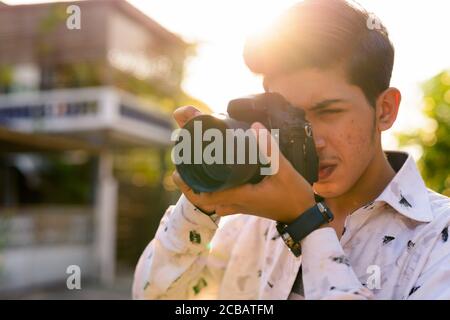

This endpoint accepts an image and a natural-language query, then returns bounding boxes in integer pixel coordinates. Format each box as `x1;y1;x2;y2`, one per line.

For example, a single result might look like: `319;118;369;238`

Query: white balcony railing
0;86;173;148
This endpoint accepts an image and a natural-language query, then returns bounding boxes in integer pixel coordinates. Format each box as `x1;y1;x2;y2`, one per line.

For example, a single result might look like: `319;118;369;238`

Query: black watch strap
277;201;334;257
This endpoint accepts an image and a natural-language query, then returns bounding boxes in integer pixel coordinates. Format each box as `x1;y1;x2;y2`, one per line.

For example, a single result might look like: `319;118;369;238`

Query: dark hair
243;0;394;107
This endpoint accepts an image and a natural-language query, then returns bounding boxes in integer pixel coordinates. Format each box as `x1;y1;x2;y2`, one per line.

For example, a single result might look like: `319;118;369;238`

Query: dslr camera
173;92;318;193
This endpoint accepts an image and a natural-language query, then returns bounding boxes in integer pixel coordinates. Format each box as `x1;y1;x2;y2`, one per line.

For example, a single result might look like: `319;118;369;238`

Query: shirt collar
375;151;433;223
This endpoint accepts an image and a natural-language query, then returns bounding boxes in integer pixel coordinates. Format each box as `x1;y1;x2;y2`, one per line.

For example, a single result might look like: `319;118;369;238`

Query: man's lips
318;163;337;180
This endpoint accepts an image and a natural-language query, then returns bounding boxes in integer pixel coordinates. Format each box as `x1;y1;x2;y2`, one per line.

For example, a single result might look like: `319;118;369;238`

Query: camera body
174;92;318;193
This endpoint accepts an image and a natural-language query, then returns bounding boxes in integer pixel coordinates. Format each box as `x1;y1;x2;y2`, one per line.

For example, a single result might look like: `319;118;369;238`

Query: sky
5;0;450;154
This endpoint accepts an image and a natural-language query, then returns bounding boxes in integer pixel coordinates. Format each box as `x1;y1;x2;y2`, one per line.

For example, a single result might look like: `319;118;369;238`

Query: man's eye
319;109;342;114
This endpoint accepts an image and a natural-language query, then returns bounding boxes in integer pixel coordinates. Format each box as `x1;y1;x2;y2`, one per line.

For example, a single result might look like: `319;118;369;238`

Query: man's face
266;67;380;198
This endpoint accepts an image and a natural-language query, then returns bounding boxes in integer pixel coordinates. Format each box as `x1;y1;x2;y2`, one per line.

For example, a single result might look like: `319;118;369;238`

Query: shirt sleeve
300;227;374;300
132;194;223;299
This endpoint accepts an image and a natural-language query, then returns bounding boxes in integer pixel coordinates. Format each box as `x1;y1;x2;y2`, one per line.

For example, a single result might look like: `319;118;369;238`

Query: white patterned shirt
133;151;450;300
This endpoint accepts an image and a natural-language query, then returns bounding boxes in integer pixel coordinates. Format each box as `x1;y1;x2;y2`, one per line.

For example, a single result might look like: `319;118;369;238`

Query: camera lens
174;115;263;193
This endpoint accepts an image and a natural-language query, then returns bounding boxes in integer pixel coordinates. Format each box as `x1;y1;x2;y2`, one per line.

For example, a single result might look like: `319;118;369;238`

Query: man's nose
314;135;326;151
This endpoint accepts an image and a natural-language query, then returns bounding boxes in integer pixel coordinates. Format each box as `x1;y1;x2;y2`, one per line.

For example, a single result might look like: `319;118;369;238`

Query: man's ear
376;87;401;132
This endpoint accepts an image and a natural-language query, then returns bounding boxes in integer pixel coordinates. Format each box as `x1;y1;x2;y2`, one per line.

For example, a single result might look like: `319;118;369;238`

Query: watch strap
277;201;333;257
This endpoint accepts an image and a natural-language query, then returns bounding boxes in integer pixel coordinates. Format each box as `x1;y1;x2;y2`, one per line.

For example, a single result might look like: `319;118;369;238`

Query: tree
397;70;450;196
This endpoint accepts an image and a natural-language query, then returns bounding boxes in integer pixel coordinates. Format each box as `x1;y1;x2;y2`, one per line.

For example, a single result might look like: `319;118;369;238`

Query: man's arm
406;223;450;300
132;195;222;299
301;220;450;300
300;228;373;300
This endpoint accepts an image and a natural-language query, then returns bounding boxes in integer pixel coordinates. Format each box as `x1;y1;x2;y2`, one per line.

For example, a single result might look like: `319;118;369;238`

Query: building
0;0;192;294
0;0;188;95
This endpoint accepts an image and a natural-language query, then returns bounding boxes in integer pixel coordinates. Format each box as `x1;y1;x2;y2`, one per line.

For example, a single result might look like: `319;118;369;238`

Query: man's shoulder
416;189;450;273
427;188;450;221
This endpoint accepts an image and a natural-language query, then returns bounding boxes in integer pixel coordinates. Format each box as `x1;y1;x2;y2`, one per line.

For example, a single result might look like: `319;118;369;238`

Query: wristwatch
276;201;334;257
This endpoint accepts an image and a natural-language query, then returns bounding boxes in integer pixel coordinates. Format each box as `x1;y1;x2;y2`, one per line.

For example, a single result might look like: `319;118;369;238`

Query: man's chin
312;181;342;199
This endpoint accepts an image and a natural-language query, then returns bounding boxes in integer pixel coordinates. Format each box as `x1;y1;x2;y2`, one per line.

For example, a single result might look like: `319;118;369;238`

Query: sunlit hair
243;0;394;107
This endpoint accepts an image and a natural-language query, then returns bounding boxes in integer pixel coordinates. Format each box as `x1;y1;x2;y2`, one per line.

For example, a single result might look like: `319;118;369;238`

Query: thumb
173;106;202;127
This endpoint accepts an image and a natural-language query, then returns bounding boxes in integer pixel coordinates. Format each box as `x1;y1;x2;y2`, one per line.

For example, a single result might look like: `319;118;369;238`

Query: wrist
284;195;316;224
277;201;334;257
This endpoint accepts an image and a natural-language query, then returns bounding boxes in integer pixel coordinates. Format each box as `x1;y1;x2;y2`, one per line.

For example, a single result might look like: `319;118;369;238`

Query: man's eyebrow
309;99;346;111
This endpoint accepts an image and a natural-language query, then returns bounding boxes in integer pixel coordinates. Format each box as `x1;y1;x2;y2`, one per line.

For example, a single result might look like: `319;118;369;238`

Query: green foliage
0;65;13;92
114;149;165;187
39;153;95;204
56;62;104;88
39;3;67;34
397;70;450;196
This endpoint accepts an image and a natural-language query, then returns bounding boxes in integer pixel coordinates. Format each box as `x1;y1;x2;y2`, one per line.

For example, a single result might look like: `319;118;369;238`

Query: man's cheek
348;133;369;154
335;127;371;173
342;119;373;151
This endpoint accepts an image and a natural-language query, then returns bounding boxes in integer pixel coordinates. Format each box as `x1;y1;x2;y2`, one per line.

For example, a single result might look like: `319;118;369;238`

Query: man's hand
171;106;316;224
172;106;218;214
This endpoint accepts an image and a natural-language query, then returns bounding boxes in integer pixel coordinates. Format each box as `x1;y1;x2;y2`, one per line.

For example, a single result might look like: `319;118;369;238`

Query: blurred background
0;0;448;299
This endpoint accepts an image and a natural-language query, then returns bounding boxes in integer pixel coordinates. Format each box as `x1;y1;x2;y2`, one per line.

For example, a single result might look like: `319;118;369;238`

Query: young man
133;0;450;299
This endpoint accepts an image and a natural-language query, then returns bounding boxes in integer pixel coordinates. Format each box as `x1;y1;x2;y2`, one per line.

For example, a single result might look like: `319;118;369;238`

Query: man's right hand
171;106;217;215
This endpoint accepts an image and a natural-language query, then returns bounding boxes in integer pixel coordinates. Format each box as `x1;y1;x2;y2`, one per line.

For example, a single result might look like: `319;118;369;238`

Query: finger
172;171;216;210
173;106;202;127
202;183;254;205
172;170;192;194
251;122;289;175
250;122;280;157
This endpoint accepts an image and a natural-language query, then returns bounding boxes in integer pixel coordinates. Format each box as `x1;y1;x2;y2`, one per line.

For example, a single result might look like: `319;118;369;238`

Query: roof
0;0;188;48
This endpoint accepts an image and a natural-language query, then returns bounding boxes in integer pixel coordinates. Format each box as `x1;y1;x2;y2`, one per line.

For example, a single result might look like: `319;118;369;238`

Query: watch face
317;202;334;222
282;232;302;256
317;202;326;212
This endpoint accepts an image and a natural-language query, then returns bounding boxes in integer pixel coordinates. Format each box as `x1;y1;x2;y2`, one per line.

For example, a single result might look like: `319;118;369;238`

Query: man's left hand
173;122;316;224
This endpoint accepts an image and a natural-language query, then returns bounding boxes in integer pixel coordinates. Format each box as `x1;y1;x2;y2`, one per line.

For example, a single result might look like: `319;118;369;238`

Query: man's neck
325;150;396;233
